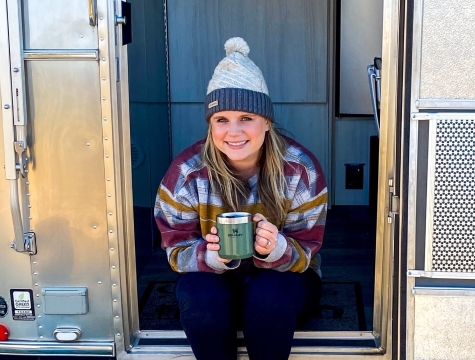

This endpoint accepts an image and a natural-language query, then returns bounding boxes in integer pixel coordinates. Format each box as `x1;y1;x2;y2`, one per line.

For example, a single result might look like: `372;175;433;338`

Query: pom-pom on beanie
205;37;274;122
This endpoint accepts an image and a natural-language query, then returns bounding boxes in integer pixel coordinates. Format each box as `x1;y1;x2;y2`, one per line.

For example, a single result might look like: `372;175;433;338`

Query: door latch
11;232;37;255
388;178;399;223
14;141;27;178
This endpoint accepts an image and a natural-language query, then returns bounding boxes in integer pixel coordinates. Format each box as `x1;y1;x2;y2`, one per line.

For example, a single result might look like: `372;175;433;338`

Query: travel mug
216;212;254;259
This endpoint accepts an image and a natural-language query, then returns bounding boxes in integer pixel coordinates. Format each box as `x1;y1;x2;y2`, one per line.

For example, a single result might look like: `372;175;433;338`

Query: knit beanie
205;37;274;122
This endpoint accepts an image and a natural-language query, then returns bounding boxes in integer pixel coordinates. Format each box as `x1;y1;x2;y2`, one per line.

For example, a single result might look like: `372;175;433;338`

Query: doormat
139;281;366;331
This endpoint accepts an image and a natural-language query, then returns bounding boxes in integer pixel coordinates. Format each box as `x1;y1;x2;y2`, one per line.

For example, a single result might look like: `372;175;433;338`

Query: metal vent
432;118;475;272
130;140;144;170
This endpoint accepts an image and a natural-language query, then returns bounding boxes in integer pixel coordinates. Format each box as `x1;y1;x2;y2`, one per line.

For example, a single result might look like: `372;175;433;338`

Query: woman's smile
225;140;248;148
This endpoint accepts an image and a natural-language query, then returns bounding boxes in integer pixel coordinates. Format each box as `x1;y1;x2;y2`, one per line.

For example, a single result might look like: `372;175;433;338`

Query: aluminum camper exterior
0;0;474;359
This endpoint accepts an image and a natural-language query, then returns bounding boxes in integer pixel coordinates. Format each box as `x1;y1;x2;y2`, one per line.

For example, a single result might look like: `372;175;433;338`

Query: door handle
367;64;380;135
89;0;97;26
1;0;36;255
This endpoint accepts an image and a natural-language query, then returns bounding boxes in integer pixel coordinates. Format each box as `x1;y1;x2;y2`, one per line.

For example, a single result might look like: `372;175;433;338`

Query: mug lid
217;212;252;224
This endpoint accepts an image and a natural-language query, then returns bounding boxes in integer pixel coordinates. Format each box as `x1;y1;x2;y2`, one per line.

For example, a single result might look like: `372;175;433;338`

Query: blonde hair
202;122;288;225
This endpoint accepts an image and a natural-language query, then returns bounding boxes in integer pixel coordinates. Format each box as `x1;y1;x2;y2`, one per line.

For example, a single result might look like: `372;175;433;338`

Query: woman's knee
243;269;321;315
176;272;235;315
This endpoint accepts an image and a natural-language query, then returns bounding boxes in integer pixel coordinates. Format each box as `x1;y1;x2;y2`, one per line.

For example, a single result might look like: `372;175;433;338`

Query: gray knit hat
205;37;274;122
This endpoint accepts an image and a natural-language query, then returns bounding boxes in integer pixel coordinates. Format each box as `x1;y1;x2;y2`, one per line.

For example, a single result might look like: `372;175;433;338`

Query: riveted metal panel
97;0;128;351
22;0;98;50
25;60;114;341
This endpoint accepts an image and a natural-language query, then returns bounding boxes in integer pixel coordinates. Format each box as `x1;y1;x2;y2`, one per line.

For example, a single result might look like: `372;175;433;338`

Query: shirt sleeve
155;177;233;274
253;158;328;273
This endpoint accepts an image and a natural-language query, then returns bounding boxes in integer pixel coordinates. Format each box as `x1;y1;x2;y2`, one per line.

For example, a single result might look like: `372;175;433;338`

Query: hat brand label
208;100;219;109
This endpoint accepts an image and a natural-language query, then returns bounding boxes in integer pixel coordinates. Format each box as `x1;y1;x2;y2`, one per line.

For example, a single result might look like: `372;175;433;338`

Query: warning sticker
0;296;7;317
10;289;35;321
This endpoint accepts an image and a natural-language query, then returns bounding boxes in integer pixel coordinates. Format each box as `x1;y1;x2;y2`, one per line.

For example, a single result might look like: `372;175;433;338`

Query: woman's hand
205;226;232;263
253;213;278;255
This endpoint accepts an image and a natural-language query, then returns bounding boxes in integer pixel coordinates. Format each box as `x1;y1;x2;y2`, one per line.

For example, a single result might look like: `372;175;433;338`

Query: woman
155;37;327;360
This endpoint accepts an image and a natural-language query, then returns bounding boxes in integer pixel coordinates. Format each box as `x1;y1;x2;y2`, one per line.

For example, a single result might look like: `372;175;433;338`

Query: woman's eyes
215;117;252;123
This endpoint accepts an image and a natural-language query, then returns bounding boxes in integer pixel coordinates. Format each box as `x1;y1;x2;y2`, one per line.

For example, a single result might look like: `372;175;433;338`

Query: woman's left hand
253;213;279;255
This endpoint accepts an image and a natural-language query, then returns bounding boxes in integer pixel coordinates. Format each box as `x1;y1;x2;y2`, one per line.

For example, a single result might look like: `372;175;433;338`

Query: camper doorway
124;0;398;358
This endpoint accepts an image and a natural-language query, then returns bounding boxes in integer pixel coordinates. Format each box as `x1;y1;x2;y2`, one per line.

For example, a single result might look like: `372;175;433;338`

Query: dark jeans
175;267;322;360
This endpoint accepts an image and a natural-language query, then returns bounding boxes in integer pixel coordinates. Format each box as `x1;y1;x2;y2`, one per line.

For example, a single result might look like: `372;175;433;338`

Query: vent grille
432;118;475;272
130;140;144;170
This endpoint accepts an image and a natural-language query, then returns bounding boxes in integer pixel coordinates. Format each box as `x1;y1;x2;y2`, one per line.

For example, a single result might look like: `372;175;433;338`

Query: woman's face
210;111;270;171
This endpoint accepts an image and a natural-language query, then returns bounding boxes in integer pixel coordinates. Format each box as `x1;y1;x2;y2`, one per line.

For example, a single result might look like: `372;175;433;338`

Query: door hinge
388;178;399;223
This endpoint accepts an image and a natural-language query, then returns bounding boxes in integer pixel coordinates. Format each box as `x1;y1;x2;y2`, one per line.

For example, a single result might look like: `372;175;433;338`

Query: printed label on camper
10;289;35;321
0;296;7;318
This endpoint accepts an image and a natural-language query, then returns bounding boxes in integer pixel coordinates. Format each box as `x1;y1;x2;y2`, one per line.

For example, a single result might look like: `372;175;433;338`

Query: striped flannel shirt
155;137;327;275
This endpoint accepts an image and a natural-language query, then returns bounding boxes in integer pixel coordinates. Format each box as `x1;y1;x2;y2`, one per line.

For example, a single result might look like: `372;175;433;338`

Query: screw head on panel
3;104;10;109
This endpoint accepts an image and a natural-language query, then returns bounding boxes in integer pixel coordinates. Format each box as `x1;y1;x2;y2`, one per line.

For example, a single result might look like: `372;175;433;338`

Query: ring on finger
265;240;271;249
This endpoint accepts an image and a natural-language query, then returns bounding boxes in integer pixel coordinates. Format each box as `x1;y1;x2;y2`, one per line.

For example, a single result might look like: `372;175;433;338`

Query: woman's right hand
205;226;232;263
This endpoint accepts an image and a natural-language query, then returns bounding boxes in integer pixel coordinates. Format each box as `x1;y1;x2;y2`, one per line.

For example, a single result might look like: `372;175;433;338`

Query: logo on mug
228;228;242;237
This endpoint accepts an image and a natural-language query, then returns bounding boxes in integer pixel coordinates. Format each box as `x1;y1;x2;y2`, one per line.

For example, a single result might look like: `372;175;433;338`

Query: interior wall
334;118;378;205
127;0;169;208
